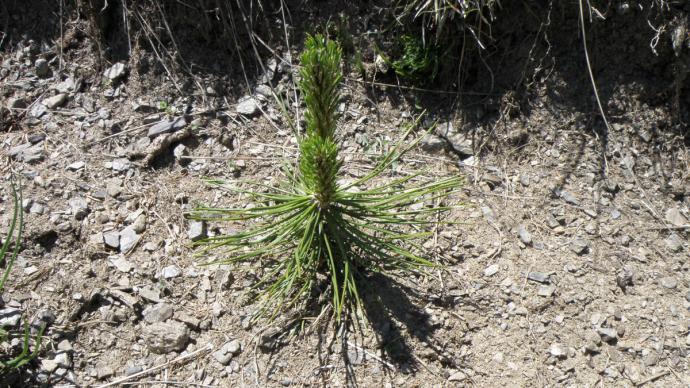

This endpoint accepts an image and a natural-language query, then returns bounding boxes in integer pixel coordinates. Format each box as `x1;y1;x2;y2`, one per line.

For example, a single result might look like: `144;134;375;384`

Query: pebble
69;197;89;220
161;265;181;279
142;321;190;354
484;264;499;277
138;287;162;303
7;97;27;110
610;208;621;219
569;238;589;255
103;231;120;250
188;220;207;242
560;191;579;205
665;208;687;227
664;233;683;252
236;97;260;116
597;327;618;343
111;158;131;172
517;224;532;245
213;340;242;365
66;161;85;171
173;143;188;160
538;285;555;297
616;267;634;290
119;227;140;253
0;307;22;327
420;135;446;153
132;214;147;234
148;117;187;138
549;343;567;358
527;271;550;284
143;303;174;323
35;58;49;77
658;276;677;289
43;93;67;109
110;256;133;273
103;62;127;80
447;371;467;382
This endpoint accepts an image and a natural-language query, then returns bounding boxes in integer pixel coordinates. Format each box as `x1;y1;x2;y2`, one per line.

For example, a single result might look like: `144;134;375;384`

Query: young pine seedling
187;35;462;322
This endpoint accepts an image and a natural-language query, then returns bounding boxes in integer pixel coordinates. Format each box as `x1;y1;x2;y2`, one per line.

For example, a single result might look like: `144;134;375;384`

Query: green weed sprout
392;35;439;82
1;182;44;373
187;34;462;322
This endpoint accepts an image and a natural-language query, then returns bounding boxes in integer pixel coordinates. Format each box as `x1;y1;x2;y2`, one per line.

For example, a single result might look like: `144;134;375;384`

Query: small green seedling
187;34;461;323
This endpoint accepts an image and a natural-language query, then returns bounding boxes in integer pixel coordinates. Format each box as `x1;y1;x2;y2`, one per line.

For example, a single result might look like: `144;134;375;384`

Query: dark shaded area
357;273;435;371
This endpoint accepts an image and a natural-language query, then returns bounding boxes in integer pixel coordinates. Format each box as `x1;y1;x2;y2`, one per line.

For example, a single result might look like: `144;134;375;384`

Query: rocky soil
1;2;690;387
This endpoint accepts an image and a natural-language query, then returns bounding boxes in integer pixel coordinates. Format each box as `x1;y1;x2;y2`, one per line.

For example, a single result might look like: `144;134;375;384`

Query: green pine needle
187;34;462;323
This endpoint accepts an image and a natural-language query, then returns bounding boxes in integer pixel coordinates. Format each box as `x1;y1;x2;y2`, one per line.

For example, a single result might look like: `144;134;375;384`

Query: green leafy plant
187;35;462;322
1;182;44;374
392;35;440;82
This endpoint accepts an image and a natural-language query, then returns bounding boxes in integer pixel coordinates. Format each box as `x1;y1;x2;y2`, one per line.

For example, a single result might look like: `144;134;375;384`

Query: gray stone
54;352;71;368
254;84;272;98
560;191;579;205
0;307;22;327
213;349;233;366
161;265;181;279
35;58;49;77
9;143;43;162
7;97;27;110
520;175;530;187
97;366;115;380
143;303;174;323
41;359;58;373
119;227;140;253
110;257;133;273
29;202;45;215
545;213;560;229
103;231;120;250
143;321;190;354
147;117;187;138
420;135;446;153
188;220;207;242
665;208;687;227
686;291;690;303
103;62;127;80
132;214;147;234
549;343;567;358
215;268;234;290
484;264;499;277
538;285;555;297
448;371;467;382
611;209;621;219
597;327;618;343
659;276;677;289
43;93;67;109
616;267;634;290
517;224;532;245
125;365;143;376
664;233;683;252
173;143;187;159
569;238;589;255
236;97;260;116
583;208;598;218
30;103;47;118
69;197;89;220
527;271;550;284
106;180;123;197
66;161;85;171
225;339;241;355
54;77;77;93
111;158;131;172
138;287;161;303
